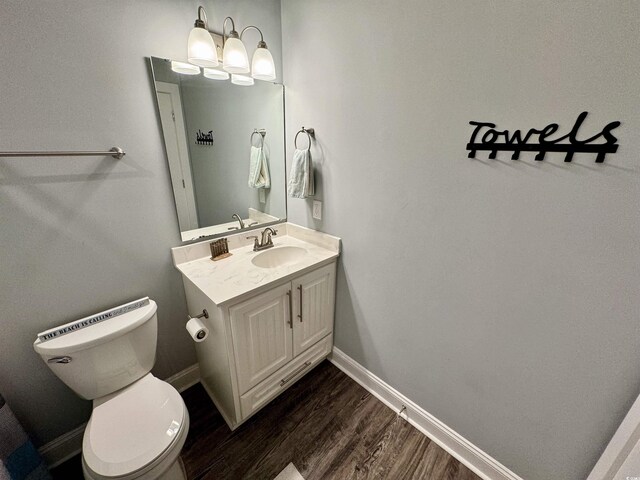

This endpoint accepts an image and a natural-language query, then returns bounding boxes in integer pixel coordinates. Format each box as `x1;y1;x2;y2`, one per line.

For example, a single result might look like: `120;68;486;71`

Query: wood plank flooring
52;361;481;480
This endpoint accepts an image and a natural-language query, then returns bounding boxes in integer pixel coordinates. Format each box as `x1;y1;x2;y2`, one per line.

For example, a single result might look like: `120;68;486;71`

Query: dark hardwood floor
52;361;480;480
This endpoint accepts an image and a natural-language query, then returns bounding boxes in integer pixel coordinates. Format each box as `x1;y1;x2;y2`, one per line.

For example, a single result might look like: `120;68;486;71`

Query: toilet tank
33;298;158;400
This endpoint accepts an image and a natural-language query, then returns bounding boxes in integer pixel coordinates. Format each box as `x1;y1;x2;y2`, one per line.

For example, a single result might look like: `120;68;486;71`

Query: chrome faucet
247;227;278;251
231;213;245;229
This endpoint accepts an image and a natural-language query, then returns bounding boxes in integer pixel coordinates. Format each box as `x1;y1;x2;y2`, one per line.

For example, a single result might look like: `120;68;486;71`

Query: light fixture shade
171;61;201;75
223;37;249;73
203;68;230;80
188;27;218;67
231;74;254;86
251;47;276;81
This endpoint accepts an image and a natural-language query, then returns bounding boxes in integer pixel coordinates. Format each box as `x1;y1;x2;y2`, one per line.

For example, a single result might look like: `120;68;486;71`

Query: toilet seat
82;374;188;479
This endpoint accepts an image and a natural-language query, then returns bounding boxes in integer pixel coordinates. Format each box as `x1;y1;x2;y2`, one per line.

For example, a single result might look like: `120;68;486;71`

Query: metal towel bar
0;147;125;159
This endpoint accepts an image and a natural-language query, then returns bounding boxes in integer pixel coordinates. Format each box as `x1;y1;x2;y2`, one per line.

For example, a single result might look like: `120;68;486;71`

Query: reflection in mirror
148;57;286;242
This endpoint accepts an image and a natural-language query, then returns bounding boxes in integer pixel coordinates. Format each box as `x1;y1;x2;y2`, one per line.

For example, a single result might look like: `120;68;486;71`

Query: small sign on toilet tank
36;297;150;343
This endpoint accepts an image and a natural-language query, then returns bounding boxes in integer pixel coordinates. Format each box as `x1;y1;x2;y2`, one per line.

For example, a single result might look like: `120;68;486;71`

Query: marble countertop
173;223;340;306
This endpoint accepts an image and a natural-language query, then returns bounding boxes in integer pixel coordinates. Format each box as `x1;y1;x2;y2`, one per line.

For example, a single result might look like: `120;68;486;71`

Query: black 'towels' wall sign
466;112;620;163
196;130;214;146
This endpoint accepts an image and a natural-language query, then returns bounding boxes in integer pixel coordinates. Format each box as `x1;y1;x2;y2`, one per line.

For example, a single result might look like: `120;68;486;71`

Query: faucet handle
246;235;259;251
272;229;278;235
264;229;276;247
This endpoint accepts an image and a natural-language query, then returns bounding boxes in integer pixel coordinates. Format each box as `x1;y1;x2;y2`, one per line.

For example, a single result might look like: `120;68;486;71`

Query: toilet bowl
34;298;189;480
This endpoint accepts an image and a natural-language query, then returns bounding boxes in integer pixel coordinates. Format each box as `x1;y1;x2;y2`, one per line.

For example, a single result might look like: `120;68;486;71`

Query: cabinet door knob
297;285;303;322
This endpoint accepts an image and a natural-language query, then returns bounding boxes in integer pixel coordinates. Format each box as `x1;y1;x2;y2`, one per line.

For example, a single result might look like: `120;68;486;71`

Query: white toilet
33;298;189;480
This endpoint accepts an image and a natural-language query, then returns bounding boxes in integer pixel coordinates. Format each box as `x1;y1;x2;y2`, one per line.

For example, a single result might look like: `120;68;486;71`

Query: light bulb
231;74;254;86
171;61;200;75
223;36;249;73
251;46;276;81
188;26;218;67
203;68;230;80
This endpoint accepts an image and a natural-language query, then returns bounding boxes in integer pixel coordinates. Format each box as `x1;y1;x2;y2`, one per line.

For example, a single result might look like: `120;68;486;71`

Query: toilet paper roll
186;318;209;342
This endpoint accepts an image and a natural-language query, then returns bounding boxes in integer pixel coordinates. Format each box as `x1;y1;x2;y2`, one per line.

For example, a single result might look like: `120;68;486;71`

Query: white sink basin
251;246;307;269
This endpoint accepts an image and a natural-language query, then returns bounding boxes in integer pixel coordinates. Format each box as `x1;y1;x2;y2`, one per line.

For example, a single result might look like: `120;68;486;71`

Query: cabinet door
230;283;293;393
292;263;336;356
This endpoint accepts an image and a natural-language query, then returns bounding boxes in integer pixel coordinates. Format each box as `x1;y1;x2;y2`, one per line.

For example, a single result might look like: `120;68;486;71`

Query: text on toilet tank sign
466;112;620;163
36;297;150;342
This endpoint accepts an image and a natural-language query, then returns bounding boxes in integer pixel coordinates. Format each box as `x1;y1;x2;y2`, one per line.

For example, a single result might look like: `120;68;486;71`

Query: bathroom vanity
171;223;340;429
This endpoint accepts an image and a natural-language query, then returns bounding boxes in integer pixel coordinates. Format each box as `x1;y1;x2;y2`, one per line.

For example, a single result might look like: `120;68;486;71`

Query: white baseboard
328;348;523;480
38;423;86;470
165;363;201;393
39;364;201;469
587;387;640;480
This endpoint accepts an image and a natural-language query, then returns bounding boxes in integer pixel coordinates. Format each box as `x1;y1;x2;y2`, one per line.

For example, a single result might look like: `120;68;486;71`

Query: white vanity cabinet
230;263;335;394
173;223;341;430
182;259;337;430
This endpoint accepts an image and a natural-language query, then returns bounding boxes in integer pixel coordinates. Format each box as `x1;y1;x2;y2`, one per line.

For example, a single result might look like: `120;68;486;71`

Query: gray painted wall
281;1;640;479
0;0;282;445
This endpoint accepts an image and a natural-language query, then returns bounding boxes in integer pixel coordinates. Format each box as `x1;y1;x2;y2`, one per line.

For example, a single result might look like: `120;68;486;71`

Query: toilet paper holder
188;309;209;321
186;310;209;342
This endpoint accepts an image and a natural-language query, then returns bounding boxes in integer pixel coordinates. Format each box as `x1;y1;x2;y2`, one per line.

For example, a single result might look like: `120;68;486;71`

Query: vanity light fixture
231;74;254;86
179;6;276;84
171;61;200;75
188;7;218;67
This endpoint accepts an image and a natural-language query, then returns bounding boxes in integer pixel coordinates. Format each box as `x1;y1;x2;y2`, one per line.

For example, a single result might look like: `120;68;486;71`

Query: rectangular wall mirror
149;57;286;242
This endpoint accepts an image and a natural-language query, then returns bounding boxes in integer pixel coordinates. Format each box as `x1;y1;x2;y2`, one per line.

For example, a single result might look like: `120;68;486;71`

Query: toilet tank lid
33;298;157;356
